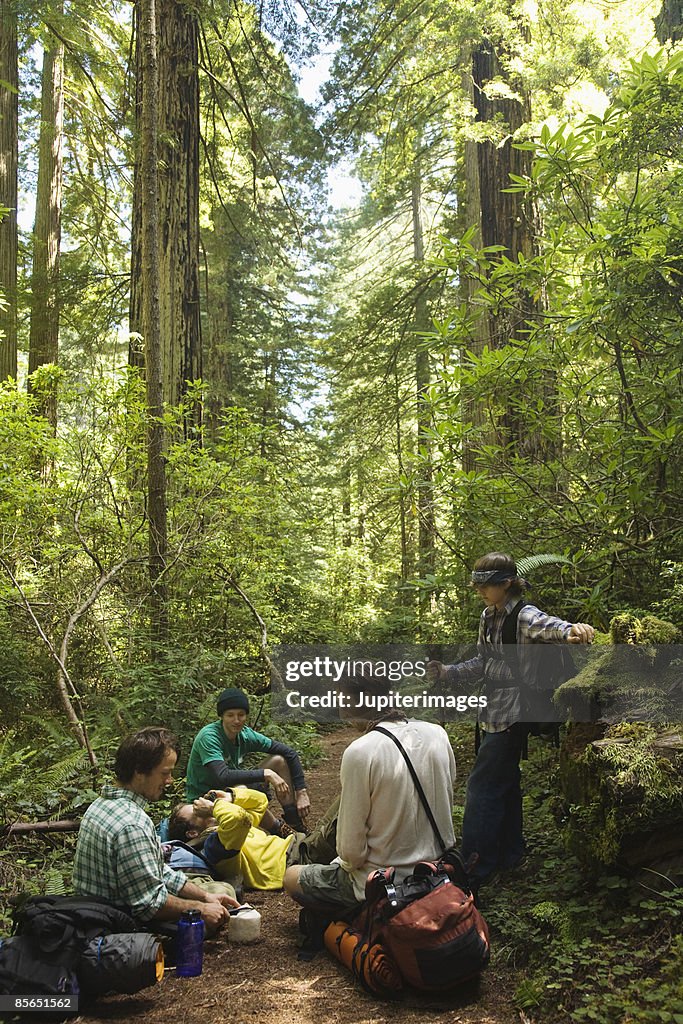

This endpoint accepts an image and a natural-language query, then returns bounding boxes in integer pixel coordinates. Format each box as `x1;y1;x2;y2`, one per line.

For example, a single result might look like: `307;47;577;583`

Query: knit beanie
217;687;250;716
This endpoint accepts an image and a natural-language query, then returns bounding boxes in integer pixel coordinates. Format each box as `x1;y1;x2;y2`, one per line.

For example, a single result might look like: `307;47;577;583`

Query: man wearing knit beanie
217;687;249;716
186;687;311;834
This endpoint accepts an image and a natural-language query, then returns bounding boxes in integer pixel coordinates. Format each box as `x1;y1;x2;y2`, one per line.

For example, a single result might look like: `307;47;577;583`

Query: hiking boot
501;855;530;878
270;817;305;839
283;806;310;835
476;869;502;891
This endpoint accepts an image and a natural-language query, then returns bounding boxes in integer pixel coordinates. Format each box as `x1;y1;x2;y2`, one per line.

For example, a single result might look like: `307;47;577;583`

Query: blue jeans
461;725;527;886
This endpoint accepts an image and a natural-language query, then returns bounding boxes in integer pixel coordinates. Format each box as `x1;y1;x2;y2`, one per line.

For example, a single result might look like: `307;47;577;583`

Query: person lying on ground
283;711;456;918
185;687;311;834
427;550;595;894
72;727;238;934
168;787;339;891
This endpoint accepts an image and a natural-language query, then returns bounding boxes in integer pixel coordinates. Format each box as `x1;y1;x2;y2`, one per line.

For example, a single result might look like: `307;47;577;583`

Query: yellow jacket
206;787;294;890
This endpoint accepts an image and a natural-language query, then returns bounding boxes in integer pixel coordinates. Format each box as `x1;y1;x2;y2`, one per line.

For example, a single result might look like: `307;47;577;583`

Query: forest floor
74;726;520;1024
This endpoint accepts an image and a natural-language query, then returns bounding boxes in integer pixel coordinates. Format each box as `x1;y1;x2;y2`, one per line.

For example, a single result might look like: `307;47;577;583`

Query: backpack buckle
384;882;399;908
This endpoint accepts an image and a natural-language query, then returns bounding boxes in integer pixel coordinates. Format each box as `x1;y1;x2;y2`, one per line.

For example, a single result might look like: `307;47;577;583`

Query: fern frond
196;690;218;725
0;739;38;787
44;869;68;896
23;715;75;746
40;748;89;790
0;729;16;760
517;553;573;577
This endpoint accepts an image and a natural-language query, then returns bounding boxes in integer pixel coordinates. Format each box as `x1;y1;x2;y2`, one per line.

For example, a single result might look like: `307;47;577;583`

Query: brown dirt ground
74;728;521;1024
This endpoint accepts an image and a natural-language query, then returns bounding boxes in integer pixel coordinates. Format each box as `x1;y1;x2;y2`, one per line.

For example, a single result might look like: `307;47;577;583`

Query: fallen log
2;819;81;836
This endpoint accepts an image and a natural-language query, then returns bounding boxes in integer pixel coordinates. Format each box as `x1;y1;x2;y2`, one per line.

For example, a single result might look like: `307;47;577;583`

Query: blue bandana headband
470;569;515;585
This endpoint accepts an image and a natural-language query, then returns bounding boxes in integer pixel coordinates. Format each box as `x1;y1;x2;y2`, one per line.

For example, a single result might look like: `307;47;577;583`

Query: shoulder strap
501;599;527;646
373;725;446;855
163;839;216;872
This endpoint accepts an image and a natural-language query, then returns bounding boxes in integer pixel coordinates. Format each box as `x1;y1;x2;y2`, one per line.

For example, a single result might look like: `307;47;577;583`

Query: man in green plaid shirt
73;727;237;930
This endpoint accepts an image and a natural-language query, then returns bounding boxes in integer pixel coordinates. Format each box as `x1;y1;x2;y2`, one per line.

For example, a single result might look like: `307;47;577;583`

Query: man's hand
198;899;230;931
204;892;240;910
193;797;215;817
426;660;446;682
295;787;311;823
264;768;290;803
568;623;595;644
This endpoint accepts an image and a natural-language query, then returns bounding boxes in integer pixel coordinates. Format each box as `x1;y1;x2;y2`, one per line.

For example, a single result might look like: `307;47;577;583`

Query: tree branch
0;556;97;770
219;572;283;691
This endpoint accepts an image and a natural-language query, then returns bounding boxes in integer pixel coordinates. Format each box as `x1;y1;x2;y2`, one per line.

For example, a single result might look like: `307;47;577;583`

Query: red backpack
362;856;489;991
324;727;490;995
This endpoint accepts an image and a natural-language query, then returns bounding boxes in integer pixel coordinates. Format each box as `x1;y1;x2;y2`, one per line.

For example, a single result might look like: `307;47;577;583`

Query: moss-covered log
558;615;683;875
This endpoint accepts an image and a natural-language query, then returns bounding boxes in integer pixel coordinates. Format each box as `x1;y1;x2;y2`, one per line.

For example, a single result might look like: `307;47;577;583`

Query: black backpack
2;897;162;1006
13;895;138;965
501;599;577;745
0;934;79;997
2;896;133;1000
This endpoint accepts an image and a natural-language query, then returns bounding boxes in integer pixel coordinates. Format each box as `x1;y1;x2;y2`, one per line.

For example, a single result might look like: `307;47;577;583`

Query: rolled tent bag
77;933;164;995
323;920;403;998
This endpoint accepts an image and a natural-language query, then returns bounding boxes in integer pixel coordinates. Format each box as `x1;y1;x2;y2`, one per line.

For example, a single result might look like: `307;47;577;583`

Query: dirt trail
75;727;519;1024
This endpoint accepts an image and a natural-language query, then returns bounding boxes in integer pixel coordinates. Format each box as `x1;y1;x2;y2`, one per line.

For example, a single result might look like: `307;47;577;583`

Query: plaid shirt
73;785;187;920
446;599;574;731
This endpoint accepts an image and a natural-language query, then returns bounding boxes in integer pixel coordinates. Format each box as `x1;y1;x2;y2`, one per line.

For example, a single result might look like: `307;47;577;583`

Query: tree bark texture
0;0;18;381
204;246;234;439
130;0;202;431
412;164;436;608
394;367;412;598
4;819;80;835
655;0;683;42
462;24;552;468
471;40;536;342
139;0;169;645
461;70;489;473
27;32;64;430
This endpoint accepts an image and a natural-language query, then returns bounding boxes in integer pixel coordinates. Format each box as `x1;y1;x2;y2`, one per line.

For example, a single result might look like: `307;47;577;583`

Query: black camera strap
373;725;446;855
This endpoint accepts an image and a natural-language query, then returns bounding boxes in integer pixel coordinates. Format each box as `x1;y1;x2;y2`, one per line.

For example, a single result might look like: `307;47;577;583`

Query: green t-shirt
185;721;273;800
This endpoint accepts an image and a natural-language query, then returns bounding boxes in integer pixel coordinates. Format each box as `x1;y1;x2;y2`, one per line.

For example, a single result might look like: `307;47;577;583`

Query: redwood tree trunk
139;0;168;646
462;21;548;470
471;39;536;330
412;162;435;613
655;0;683;42
27;31;64;429
204;251;234;439
0;0;18;382
395;367;411;599
130;0;202;434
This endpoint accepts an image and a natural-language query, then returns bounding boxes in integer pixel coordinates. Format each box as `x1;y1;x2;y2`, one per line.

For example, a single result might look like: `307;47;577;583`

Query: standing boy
428;552;594;893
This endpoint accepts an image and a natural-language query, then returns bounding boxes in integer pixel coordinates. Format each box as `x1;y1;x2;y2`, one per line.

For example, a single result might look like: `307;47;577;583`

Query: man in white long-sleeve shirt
283;713;456;913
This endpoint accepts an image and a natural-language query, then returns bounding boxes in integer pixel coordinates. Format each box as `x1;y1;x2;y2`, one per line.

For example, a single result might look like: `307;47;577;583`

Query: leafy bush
467;727;683;1024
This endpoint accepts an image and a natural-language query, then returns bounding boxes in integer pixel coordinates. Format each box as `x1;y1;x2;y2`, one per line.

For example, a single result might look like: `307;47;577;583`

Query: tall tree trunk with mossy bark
27;27;64;430
139;0;168;647
130;0;202;435
0;0;18;382
462;17;554;472
412;161;436;616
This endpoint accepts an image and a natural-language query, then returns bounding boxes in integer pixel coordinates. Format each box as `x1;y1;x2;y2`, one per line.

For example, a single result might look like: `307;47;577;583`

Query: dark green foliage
4;7;683;1018
473;728;683;1024
418;49;683;629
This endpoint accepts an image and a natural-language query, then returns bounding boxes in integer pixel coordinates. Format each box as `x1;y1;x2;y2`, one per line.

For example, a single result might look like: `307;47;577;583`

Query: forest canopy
0;0;681;790
1;3;683;1021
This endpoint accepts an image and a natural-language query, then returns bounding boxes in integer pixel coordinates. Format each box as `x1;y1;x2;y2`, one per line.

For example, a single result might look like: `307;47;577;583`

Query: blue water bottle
176;909;205;977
